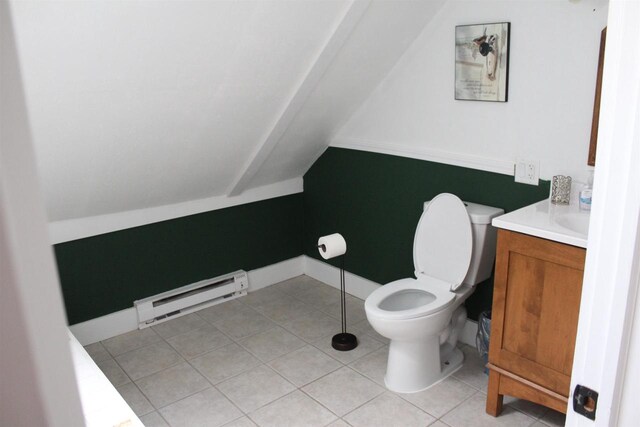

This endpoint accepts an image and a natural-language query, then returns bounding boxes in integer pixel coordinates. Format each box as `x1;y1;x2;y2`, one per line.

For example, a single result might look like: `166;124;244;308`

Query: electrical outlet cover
514;158;539;185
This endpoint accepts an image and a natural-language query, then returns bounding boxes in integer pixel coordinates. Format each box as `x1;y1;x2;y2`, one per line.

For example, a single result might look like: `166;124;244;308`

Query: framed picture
455;22;510;102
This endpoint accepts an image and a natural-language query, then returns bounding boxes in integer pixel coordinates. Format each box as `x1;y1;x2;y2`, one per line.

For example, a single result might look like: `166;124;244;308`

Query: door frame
0;1;85;425
566;1;640;425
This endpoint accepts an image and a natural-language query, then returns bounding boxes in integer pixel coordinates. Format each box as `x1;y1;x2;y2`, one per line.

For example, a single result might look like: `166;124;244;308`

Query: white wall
334;0;609;183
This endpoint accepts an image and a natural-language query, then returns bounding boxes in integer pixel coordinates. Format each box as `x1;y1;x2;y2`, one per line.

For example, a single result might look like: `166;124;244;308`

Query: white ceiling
10;0;444;222
250;0;446;188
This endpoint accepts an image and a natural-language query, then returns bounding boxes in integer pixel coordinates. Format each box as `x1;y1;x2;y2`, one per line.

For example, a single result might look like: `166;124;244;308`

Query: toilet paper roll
317;233;347;260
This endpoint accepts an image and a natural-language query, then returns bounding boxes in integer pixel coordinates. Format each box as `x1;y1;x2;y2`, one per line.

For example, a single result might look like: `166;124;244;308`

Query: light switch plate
514;158;539;185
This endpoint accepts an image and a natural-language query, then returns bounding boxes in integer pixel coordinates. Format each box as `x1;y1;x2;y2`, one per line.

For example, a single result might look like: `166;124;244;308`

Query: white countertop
69;331;143;427
492;198;590;248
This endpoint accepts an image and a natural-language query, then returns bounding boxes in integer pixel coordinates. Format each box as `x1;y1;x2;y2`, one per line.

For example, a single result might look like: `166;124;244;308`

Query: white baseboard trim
460;318;478;348
69;308;138;347
302;255;478;347
70;256;305;345
70;254;480;348
247;256;304;292
303;255;379;300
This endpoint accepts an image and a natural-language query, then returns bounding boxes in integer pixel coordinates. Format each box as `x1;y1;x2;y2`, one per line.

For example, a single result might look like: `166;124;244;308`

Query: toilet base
384;341;464;393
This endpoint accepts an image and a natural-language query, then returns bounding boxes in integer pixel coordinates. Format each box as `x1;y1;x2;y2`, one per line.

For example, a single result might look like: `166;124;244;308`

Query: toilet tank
423;200;504;286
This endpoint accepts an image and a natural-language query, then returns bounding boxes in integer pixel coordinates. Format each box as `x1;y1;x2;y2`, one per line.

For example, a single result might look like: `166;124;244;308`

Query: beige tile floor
85;275;567;427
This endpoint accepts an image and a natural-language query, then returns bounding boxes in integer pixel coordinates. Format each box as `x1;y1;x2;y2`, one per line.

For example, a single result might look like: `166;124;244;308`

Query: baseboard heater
134;270;248;329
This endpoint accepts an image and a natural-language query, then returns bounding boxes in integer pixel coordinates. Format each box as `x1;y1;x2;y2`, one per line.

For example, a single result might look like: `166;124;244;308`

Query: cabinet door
489;230;586;396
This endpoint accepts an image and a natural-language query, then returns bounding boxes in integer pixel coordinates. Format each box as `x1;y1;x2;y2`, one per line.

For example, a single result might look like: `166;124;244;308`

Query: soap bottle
579;171;594;211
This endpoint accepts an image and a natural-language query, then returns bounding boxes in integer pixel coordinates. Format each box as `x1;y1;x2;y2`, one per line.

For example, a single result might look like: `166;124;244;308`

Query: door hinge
573;384;599;420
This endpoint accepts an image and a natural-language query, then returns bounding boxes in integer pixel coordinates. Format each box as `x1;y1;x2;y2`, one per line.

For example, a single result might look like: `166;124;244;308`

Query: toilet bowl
364;193;503;393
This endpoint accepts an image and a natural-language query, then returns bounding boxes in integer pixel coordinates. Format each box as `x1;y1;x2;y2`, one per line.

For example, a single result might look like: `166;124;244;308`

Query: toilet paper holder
317;234;358;351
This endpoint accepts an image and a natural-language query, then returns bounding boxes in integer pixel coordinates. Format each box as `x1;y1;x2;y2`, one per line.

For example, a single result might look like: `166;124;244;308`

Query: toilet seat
365;276;455;320
365;194;473;321
414;193;472;291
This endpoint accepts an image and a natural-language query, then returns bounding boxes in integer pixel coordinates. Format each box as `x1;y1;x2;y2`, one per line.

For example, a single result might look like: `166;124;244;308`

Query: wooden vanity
486;228;586;415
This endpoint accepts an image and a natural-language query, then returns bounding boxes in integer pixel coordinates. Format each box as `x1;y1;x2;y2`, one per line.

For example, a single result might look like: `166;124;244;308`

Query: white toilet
364;193;503;393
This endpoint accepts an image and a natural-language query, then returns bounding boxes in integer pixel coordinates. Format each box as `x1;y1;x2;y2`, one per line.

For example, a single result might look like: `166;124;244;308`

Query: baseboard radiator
134;270;248;329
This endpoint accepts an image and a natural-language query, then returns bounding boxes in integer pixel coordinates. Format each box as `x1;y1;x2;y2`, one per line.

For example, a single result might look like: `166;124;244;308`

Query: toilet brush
317;233;358;351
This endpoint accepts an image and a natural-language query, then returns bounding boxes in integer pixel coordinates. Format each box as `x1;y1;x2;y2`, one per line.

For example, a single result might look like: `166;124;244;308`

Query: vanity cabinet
486;229;586;416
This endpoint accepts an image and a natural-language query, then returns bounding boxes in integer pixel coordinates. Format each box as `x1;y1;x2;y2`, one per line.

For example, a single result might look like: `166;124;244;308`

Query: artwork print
455;22;510;102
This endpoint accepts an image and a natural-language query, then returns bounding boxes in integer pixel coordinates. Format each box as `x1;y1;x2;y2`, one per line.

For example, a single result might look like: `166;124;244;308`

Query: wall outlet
514;158;540;185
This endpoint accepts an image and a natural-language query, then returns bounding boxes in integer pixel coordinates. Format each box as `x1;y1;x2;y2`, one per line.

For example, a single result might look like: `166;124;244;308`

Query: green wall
55;147;551;325
55;194;303;324
304;147;550;320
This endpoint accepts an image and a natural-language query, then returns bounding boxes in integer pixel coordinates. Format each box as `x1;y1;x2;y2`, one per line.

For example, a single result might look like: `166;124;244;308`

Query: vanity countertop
492;199;590;248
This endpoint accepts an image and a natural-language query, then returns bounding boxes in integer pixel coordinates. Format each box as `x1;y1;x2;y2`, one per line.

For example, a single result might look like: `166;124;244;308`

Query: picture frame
455;22;510;102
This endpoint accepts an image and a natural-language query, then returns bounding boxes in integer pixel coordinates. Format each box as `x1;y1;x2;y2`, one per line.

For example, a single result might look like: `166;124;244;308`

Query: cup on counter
551;175;572;205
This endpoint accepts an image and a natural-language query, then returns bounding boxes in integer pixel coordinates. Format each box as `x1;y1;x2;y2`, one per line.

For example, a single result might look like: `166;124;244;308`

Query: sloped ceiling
11;0;444;227
247;0;446;189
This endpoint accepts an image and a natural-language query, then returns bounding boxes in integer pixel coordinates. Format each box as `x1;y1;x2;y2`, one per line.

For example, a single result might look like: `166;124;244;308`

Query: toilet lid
414;193;472;291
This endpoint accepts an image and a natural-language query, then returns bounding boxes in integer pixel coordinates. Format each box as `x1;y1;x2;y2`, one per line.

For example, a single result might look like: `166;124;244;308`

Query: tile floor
85;275;567;427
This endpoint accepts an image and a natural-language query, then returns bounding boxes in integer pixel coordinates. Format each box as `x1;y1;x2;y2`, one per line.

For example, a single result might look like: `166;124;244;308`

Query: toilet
364;193;503;393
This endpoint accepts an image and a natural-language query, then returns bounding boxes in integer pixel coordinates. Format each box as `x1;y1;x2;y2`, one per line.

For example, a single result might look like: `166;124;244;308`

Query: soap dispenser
579;171;594;211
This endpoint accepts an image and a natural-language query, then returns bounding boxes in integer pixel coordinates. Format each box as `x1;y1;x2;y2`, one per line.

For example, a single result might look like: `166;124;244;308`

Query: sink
492;199;590;248
555;212;590;236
